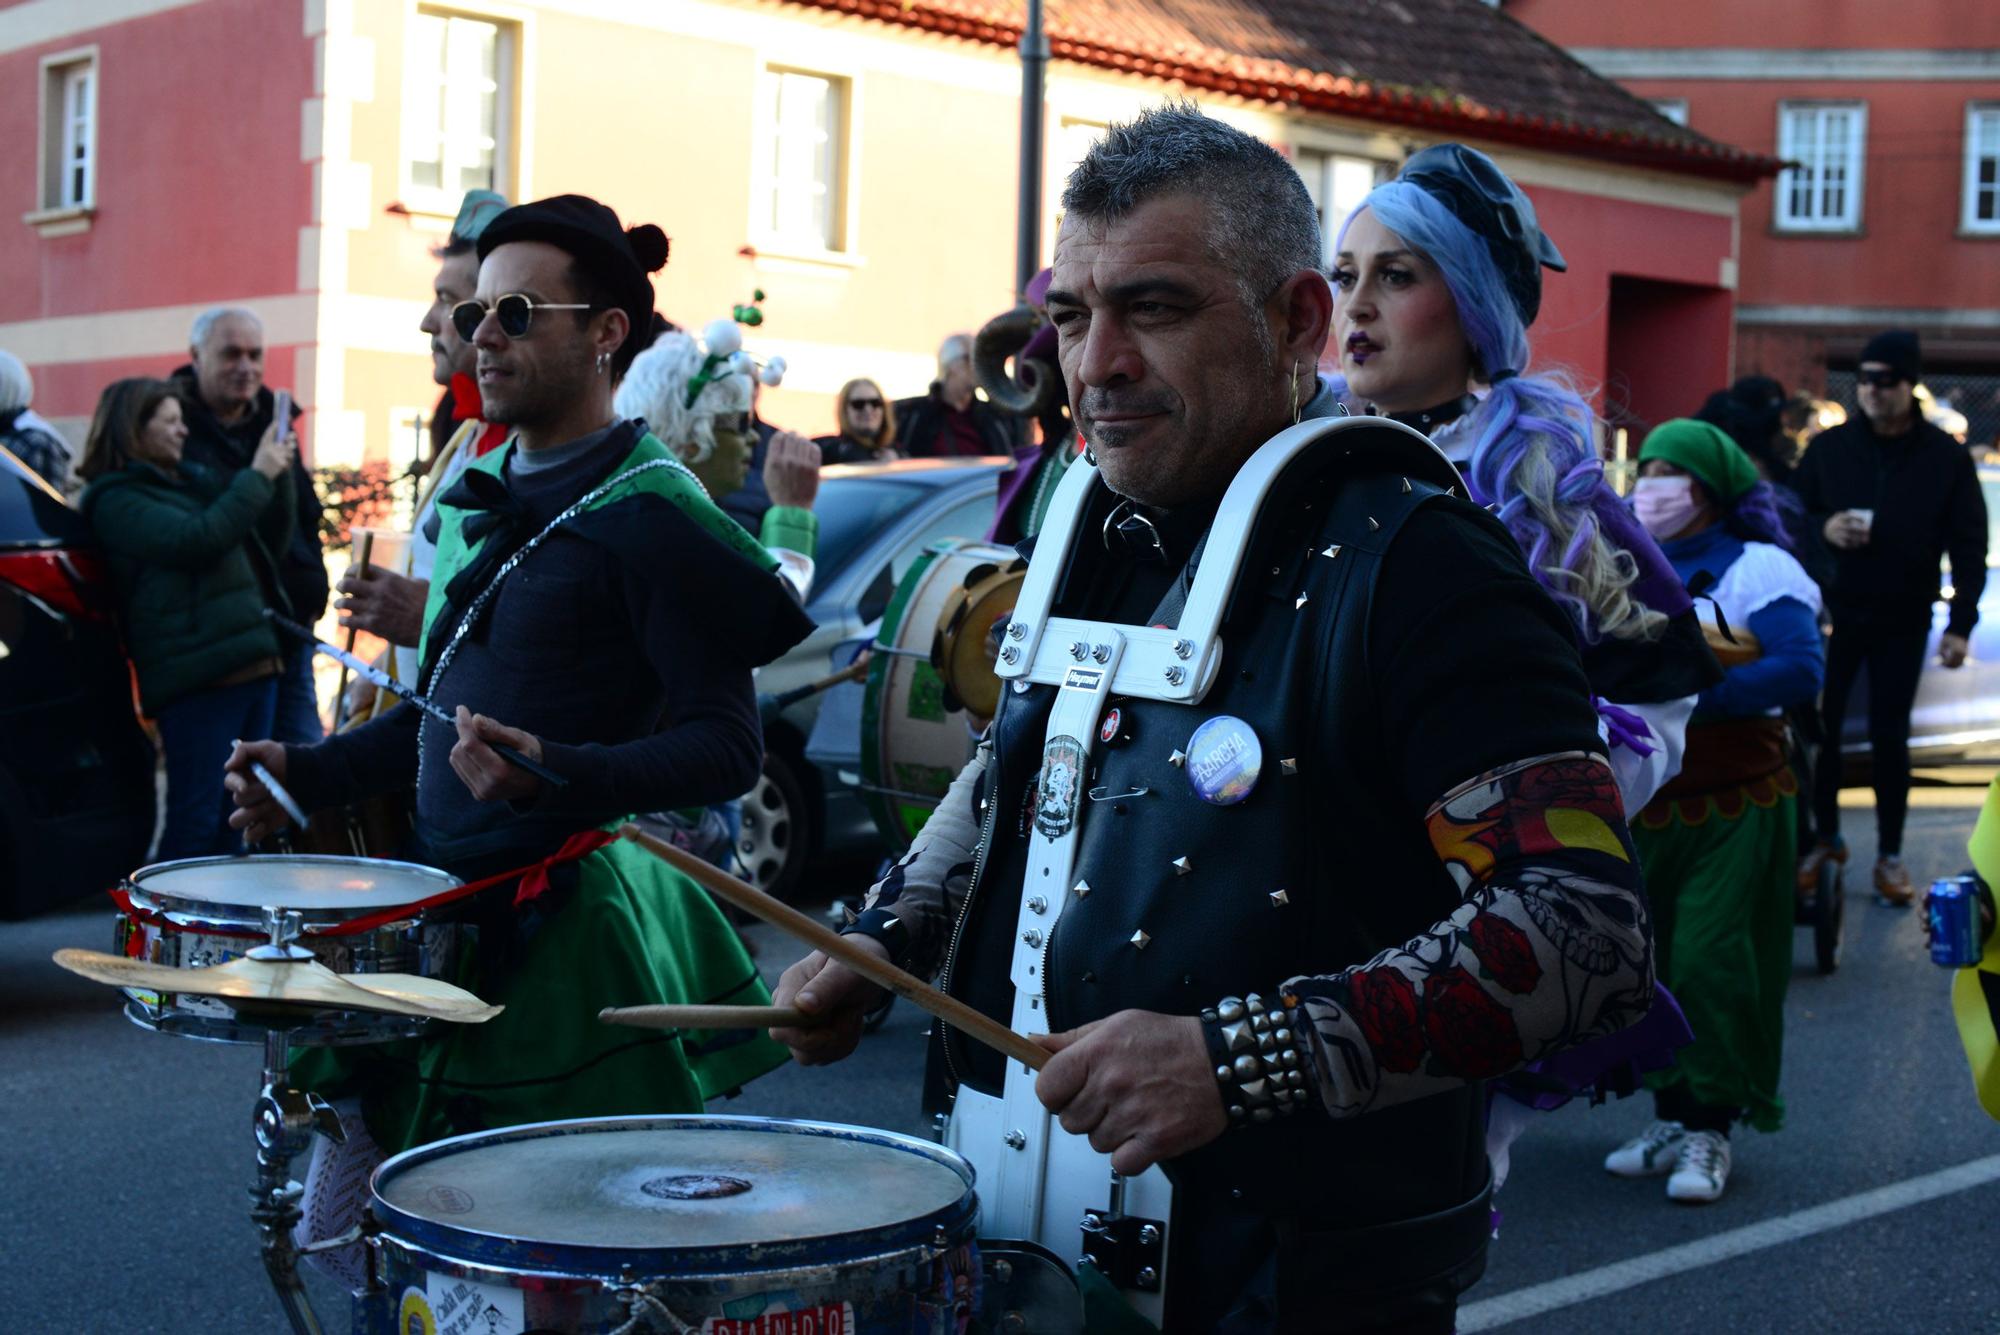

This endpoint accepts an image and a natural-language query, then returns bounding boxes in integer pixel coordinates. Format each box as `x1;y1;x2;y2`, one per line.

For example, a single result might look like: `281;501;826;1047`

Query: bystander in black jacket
1793;413;1987;635
894;383;1023;459
171;366;329;624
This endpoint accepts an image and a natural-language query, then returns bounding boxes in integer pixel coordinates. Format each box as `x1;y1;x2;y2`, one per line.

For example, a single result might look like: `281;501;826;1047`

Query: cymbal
53;948;502;1024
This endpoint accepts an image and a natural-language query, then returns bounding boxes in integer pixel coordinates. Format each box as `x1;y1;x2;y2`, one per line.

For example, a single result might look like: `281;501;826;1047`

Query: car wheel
739;749;814;902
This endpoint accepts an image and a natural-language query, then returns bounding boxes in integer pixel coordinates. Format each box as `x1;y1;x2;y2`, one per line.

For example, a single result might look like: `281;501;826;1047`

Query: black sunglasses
847;396;884;410
451;293;597;341
1859;369;1907;390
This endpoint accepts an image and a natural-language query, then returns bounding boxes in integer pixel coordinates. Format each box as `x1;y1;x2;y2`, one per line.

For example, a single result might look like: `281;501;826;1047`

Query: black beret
1398;143;1567;327
478;194;669;359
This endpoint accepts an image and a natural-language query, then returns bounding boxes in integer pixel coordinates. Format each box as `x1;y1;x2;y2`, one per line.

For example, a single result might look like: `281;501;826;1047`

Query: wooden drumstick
767;656;871;711
618;824;1050;1072
599;1004;815;1030
333;529;374;731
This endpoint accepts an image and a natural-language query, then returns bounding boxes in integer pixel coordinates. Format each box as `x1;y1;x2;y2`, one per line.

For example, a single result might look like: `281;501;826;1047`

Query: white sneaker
1604;1120;1686;1177
1666;1130;1732;1203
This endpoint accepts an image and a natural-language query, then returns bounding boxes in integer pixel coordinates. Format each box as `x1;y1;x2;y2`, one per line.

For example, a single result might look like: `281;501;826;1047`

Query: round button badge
1184;715;1263;806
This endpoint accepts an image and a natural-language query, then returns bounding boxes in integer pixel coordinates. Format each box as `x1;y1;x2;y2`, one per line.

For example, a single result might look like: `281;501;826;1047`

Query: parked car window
888;495;996;586
851;491;995;625
814;477;935;590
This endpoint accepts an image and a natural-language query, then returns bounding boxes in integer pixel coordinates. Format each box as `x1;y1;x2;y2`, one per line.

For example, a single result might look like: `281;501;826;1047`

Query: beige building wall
314;0;1742;468
317;0;1258;464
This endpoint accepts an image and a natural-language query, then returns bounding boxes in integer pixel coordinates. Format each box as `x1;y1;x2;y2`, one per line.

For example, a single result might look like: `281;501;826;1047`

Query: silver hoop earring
595;351;610;374
1289;361;1303;426
1083;441;1098;467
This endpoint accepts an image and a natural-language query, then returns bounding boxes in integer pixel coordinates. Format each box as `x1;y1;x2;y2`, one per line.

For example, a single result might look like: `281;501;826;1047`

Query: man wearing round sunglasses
1795;329;1989;905
338;189;510;723
224;195;817;1248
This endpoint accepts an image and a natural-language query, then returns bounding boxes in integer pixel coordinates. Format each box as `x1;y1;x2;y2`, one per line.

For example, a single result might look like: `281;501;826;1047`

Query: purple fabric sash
1492;983;1693;1112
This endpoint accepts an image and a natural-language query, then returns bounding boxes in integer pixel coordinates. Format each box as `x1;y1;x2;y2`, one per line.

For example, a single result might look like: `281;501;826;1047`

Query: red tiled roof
786;0;1780;183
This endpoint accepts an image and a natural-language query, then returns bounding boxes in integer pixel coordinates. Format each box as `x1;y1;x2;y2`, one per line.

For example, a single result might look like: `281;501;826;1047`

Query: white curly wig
613;331;753;465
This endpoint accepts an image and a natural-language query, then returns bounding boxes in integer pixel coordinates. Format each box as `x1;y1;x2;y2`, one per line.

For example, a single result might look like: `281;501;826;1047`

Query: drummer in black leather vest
772;105;1654;1334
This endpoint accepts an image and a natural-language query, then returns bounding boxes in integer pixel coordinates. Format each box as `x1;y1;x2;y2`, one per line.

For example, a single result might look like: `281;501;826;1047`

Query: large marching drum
859;540;1023;848
364;1115;982;1334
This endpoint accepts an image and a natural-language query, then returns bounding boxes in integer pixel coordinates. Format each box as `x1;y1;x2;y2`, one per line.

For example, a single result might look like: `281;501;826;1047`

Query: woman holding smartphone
79;377;296;858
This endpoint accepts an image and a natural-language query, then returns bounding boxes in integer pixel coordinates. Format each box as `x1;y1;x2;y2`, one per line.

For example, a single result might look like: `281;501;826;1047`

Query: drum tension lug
295;1223;366;1255
1080;1208;1165;1292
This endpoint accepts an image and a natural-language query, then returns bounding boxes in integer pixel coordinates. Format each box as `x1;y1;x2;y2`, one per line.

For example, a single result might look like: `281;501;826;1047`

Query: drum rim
369;1114;977;1274
125;853;460;924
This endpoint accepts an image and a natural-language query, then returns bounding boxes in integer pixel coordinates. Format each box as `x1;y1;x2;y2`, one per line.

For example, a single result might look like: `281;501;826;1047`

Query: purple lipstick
1346;332;1380;365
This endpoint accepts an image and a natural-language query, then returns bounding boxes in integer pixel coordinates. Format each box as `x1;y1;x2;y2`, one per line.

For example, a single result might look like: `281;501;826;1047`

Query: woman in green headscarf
1601;420;1824;1204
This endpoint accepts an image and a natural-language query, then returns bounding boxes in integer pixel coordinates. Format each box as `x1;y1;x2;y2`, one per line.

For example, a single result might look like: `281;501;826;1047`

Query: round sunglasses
451;293;599;341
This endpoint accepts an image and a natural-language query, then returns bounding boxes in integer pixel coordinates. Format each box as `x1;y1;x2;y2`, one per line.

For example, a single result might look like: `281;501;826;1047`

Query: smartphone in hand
272;389;292;443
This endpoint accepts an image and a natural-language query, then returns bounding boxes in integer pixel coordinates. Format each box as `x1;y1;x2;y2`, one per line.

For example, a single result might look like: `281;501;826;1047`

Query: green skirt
293;836;787;1155
1633;770;1797;1132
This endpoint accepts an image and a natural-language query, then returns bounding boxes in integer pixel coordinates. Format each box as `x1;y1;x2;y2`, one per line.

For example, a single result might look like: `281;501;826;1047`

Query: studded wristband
839;908;913;970
1200;993;1310;1124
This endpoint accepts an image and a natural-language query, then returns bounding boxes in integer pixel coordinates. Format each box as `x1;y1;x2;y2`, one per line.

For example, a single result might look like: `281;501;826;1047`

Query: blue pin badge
1184;715;1262;805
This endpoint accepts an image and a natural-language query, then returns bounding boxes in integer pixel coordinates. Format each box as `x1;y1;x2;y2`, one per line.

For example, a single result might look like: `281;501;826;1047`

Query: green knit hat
1639;418;1760;503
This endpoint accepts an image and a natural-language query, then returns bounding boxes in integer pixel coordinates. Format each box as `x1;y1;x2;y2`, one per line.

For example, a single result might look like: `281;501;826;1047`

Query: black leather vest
937;440;1498;1264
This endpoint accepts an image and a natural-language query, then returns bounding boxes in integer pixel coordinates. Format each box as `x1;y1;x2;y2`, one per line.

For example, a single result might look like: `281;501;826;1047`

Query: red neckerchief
449;371;510;457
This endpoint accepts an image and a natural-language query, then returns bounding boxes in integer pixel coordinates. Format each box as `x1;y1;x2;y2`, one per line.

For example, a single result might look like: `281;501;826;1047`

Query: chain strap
414;457;699;793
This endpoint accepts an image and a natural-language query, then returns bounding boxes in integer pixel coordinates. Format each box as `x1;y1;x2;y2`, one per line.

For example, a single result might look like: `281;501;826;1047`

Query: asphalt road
3;788;1996;1333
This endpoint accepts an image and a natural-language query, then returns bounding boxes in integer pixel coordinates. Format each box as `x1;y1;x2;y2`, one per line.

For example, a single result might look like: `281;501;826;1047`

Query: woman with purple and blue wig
1309;144;1722;1205
1312;144;1719;816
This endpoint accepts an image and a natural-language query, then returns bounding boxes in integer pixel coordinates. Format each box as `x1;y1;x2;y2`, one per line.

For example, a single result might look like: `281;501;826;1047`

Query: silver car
737;457;1010;896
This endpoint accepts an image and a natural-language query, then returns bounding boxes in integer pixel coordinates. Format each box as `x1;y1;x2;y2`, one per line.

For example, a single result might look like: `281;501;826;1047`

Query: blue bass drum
364;1115;980;1334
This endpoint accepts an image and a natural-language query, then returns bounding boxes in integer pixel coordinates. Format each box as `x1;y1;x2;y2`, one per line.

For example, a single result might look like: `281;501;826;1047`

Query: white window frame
34;48;98;218
751;66;853;258
399;7;516;215
1294;147;1391;266
1650;98;1690;127
1964;103;2000;237
1775;101;1867;233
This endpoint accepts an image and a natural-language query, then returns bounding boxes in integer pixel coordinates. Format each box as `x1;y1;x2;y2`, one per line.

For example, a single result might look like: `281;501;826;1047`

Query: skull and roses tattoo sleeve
1283;750;1654;1119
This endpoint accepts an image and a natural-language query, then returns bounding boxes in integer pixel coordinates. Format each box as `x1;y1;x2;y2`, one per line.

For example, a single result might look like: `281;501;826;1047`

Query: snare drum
366;1115;979;1334
113;854;464;1046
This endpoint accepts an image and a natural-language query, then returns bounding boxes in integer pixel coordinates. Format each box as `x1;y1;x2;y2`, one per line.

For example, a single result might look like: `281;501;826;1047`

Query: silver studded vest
941;454;1494;1231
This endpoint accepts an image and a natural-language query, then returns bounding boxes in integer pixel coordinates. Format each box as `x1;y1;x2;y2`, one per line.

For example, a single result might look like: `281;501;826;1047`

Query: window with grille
403;11;513;209
39;53;96;212
1775;102;1866;232
756;69;848;253
1296;149;1391;266
1965;105;2000;236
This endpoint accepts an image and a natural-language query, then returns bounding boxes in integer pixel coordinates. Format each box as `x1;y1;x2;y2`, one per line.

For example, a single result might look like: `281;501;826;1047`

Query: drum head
373;1116;974;1271
128;855;457;912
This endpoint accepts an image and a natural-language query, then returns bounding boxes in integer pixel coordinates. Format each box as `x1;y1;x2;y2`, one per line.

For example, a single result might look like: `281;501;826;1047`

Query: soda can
1926;877;1982;968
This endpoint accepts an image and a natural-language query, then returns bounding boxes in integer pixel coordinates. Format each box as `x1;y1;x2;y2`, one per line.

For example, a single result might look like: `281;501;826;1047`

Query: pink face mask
1632;475;1700;540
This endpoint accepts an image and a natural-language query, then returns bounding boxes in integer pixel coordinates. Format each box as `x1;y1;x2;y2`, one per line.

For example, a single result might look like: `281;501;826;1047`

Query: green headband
684;353;732;410
1638;418;1760;503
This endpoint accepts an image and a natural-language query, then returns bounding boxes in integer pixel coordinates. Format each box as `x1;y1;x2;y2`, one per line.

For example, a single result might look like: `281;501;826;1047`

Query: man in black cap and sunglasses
1795;329;1988;905
223;194;815;1275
